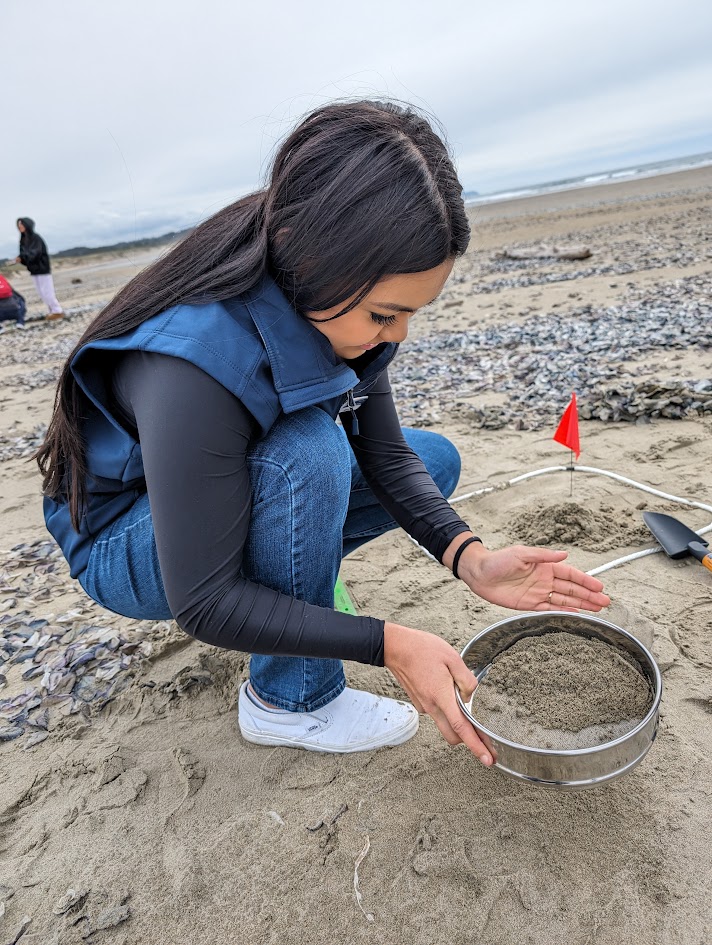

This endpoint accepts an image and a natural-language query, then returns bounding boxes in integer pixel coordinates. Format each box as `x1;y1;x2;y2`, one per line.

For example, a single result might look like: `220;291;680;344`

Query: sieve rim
457;611;662;758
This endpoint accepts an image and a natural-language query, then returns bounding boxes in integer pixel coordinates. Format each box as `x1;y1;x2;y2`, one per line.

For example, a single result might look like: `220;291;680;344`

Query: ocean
464;151;712;207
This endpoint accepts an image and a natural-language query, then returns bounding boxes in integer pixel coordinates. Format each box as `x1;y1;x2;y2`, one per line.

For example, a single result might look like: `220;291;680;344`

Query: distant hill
0;227;194;268
54;227;194;259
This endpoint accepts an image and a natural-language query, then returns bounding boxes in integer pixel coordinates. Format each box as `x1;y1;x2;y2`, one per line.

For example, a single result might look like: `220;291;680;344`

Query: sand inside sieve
469;631;654;750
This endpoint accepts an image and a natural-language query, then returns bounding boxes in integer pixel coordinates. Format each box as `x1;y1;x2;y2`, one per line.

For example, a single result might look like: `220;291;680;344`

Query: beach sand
1;166;711;945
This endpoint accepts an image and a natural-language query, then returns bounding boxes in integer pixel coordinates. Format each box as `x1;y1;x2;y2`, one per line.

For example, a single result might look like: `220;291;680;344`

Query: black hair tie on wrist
452;536;483;580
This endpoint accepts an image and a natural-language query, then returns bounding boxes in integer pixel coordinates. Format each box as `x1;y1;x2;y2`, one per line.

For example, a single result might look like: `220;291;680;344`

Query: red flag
553;392;580;459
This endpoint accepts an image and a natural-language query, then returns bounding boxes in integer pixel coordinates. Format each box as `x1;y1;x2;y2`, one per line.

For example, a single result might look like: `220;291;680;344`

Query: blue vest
45;277;398;578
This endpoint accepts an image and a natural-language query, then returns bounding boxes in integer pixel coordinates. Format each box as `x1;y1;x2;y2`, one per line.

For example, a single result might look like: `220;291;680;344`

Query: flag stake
553;392;581;497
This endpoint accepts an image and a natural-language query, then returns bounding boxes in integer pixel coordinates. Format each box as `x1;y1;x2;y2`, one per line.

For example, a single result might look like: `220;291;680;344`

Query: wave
466;151;712;207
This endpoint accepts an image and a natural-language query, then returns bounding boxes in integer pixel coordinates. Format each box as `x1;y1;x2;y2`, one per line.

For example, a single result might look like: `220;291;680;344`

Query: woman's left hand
457;542;610;612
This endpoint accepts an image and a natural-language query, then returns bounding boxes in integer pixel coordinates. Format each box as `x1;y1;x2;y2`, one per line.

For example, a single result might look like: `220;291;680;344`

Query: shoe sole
238;714;419;753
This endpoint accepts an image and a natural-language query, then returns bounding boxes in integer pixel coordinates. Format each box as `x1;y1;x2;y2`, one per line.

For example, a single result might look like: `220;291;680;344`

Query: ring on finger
548;591;554;604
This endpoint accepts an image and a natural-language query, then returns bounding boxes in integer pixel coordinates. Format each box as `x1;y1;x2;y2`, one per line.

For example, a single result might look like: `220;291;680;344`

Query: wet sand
1;165;711;945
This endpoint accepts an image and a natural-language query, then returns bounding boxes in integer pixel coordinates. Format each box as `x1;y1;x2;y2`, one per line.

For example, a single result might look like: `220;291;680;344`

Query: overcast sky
3;0;711;258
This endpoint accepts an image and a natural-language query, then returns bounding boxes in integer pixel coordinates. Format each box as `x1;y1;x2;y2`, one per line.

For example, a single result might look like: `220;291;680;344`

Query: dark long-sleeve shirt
19;233;51;275
110;351;470;665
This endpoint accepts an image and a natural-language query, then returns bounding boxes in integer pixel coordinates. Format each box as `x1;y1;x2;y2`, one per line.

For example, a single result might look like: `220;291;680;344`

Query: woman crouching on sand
37;101;609;764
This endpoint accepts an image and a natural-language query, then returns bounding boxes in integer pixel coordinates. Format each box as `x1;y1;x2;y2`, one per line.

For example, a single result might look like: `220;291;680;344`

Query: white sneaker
238;681;419;753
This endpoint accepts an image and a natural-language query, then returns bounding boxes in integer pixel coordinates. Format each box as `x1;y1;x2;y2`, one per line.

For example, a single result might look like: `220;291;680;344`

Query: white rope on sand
353;835;375;922
407;464;712;576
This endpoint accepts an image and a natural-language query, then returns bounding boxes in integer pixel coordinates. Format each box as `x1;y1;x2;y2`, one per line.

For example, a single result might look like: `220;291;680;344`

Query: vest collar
241;276;398;414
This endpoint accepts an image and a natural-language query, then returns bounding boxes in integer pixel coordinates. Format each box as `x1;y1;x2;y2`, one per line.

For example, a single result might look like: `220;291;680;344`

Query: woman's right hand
383;621;493;767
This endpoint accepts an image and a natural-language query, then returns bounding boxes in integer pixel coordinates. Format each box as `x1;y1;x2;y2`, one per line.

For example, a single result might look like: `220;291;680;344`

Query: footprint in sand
410;815;475;881
161;747;206;827
85;747;148;813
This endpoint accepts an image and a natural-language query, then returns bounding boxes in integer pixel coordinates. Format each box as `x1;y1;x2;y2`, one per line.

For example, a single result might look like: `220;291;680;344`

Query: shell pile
0;541;159;747
393;273;712;429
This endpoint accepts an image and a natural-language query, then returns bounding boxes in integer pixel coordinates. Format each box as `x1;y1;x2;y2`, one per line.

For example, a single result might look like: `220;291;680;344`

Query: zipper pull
347;389;360;435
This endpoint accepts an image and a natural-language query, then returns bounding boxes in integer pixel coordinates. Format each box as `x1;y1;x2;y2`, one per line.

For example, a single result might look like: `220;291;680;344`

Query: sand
1;165;712;944
471;632;653;749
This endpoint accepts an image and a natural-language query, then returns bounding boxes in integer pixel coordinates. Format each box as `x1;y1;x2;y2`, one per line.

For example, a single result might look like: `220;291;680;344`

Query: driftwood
501;244;592;261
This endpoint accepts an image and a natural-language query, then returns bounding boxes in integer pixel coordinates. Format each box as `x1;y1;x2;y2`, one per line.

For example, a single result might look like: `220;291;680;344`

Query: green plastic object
334;576;358;615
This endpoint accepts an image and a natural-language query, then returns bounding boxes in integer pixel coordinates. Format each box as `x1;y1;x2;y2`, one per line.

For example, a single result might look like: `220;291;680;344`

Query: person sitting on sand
37;101;610;764
0;272;26;328
15;217;64;320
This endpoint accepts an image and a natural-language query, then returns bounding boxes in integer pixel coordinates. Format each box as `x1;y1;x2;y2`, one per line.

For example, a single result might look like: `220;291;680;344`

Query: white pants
31;274;63;314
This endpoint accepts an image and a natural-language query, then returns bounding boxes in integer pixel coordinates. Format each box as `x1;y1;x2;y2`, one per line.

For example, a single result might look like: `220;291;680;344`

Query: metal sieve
456;611;662;791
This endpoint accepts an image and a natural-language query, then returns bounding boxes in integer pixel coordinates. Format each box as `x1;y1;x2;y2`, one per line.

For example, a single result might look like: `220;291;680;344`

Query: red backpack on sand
0;275;13;299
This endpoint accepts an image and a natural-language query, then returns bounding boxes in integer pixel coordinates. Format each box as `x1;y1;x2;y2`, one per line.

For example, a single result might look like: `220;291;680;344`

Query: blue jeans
80;408;461;711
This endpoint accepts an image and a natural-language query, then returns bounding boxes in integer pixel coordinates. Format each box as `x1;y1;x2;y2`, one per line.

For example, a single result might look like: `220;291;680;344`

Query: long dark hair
37;100;471;528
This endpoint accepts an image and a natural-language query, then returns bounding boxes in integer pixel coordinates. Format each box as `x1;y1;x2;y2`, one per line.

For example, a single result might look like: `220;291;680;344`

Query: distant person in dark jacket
0;273;26;328
15;217;64;320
